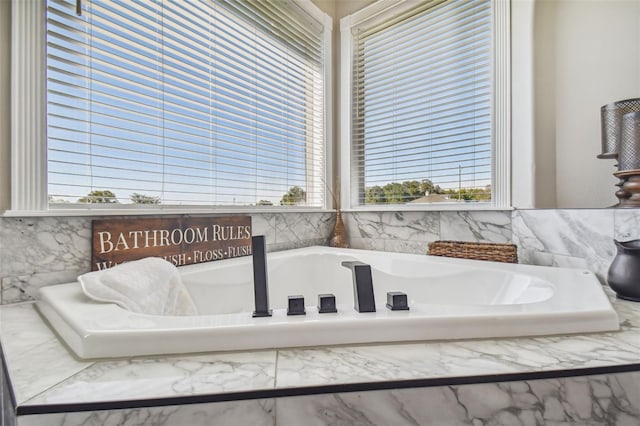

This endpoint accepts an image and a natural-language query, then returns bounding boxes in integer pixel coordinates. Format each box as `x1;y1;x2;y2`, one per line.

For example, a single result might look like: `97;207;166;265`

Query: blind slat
46;0;326;207
351;0;493;206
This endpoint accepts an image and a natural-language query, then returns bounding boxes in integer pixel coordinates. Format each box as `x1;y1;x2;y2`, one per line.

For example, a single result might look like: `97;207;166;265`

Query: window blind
46;0;326;207
351;0;492;205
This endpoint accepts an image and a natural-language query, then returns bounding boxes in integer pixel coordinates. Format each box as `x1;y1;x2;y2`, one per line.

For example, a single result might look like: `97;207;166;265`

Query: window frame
339;0;511;211
9;0;333;215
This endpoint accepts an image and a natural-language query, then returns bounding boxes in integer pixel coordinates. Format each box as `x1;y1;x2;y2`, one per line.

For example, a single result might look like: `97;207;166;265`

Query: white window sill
1;206;334;218
342;203;514;213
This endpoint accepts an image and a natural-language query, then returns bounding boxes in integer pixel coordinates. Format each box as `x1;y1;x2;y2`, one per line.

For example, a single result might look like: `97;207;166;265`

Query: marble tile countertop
2;288;640;415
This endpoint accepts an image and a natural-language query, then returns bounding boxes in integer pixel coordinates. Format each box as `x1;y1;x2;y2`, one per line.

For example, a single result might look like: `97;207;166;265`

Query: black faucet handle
341;261;376;313
252;235;272;317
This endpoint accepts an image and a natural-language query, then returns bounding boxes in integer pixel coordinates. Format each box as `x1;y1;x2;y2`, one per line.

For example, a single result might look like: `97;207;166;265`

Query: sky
47;0;324;206
47;0;492;206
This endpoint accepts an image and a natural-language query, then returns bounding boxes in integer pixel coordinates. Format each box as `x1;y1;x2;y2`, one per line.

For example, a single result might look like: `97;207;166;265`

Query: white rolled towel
78;257;198;316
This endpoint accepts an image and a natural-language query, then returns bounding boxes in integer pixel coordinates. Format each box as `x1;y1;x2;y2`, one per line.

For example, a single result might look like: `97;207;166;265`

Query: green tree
365;179;445;204
400;180;426;201
445;185;491;202
365;185;386;204
131;193;161;204
78;190;118;204
420;179;444;195
381;182;404;203
280;186;306;205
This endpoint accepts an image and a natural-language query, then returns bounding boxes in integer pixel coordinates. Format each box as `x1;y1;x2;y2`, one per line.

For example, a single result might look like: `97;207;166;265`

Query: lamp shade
600;98;640;159
618;111;640;171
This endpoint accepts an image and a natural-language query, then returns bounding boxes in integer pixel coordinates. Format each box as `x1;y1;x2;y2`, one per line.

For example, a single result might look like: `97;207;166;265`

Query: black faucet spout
252;235;272;317
341;261;376;313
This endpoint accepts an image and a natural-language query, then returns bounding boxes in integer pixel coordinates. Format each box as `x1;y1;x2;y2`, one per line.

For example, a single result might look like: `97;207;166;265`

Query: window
340;0;510;209
13;0;330;211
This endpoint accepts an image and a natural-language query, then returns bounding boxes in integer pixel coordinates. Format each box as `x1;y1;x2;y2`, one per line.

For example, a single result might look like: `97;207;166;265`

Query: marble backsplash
0;212;333;304
344;208;634;283
0;208;638;305
10;371;640;425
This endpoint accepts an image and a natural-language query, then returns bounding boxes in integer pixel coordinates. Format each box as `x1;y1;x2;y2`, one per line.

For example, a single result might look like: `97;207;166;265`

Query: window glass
46;0;326;208
349;0;495;206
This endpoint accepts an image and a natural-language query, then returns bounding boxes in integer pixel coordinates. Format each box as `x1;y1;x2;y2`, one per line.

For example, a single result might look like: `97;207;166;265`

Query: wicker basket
427;240;518;264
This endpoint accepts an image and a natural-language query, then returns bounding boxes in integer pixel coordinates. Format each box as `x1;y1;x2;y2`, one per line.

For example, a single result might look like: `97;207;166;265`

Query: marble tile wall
275;371;640;426
513;209;617;281
345;208;640;283
15;399;275;426
9;371;640;425
2;356;15;426
343;210;512;254
2;209;640;425
0;212;334;305
2;208;639;304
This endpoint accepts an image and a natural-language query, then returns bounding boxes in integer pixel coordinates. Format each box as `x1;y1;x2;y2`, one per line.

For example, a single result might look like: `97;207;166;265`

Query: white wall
511;0;536;208
0;0;10;212
532;0;558;208
541;0;640;208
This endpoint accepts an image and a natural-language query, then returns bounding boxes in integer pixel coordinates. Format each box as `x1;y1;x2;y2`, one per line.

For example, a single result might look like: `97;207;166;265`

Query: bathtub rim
35;246;620;359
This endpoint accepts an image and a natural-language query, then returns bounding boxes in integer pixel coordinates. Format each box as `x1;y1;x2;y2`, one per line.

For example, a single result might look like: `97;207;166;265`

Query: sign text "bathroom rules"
91;216;252;271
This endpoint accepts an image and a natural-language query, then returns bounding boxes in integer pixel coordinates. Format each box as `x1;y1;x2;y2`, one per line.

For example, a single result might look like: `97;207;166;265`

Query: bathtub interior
182;251;555;316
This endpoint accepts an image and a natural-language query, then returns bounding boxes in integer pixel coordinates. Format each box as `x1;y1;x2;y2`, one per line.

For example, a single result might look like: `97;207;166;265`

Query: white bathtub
36;246;619;359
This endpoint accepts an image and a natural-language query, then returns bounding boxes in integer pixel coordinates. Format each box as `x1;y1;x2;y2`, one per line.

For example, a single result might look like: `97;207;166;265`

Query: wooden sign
91;216;252;271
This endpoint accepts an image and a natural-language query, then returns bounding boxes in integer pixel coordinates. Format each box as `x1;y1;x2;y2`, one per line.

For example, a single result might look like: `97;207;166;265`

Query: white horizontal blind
351;0;492;205
46;0;326;207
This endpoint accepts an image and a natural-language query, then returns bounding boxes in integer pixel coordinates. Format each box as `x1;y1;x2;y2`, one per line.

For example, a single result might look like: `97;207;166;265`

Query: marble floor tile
275;372;640;426
17;399;275;426
0;304;91;404
28;350;277;405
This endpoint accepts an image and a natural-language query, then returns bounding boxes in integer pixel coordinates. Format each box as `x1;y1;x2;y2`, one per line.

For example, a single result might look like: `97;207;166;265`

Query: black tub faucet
341;261;376;313
252;235;272;317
